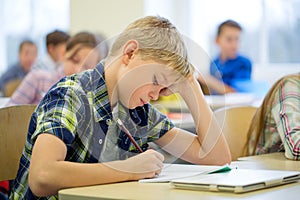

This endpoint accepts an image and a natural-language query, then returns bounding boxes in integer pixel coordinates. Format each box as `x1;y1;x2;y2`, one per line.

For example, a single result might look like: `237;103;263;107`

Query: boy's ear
215;37;219;45
47;44;55;54
122;40;139;65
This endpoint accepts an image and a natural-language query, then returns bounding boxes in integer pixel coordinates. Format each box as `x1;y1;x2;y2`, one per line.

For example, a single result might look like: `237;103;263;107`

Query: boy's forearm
178;76;212;136
197;74;235;95
29;134;134;197
178;77;231;163
29;134;162;197
29;160;133;197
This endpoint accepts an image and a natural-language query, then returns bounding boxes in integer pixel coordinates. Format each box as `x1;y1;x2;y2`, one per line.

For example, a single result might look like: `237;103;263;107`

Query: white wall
0;2;6;74
70;0;144;39
70;0;300;86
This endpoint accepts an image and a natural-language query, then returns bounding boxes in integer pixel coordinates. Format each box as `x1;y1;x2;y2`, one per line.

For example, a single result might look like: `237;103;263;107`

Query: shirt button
106;119;112;125
132;112;137;118
99;139;103;145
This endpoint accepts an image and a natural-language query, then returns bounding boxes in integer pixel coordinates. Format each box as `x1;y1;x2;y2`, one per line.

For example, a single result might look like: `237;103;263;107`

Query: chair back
0;104;36;181
214;106;257;161
4;78;23;97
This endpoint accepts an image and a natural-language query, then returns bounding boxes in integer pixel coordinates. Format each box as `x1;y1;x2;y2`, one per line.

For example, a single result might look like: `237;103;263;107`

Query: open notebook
139;164;231;183
171;168;300;193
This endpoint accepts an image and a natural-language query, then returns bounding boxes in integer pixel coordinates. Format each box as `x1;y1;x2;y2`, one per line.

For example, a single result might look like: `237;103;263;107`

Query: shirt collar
90;61;112;122
90;61;148;125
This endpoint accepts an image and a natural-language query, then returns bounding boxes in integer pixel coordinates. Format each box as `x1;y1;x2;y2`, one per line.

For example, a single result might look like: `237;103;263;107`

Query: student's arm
29;133;164;197
156;76;231;165
235;58;252;80
197;74;236;94
271;78;300;160
7;71;39;106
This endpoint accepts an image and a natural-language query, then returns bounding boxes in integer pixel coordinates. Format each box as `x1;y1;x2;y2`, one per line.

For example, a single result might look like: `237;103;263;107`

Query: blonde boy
10;16;231;199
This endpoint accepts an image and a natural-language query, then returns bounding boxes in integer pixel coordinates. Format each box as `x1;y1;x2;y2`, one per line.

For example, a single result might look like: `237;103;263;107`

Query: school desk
236;152;300;171
59;153;300;200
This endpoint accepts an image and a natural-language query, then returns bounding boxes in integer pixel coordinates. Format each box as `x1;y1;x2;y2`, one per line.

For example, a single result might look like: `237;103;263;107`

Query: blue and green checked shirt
10;62;174;200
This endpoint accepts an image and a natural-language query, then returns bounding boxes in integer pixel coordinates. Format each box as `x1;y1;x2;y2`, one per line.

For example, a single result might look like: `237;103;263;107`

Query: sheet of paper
139;163;231;183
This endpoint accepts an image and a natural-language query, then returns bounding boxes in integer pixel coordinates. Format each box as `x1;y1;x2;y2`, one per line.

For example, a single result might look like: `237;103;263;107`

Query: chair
4;79;23;97
214;106;257;161
0;104;36;181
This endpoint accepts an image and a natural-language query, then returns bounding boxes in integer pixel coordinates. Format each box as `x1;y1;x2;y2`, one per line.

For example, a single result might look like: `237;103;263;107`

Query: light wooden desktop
235;152;300;171
59;153;300;200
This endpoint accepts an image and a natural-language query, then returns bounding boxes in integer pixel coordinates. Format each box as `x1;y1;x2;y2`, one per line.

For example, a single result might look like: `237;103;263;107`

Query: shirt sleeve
33;79;83;145
7;71;39;106
235;57;252;80
146;104;175;141
271;78;300;160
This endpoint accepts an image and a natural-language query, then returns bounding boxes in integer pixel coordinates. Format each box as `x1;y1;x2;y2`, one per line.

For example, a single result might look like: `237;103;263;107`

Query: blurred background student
7;32;108;106
245;73;300;160
209;19;252;94
0;40;37;97
32;30;70;71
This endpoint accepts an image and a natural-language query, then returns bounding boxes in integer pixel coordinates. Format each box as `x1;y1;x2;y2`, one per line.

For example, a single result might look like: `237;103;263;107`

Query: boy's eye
69;54;80;64
152;75;159;85
159;87;169;96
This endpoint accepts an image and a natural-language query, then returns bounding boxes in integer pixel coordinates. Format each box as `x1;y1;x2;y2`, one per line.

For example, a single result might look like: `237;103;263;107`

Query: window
0;0;69;73
267;0;300;63
145;0;300;82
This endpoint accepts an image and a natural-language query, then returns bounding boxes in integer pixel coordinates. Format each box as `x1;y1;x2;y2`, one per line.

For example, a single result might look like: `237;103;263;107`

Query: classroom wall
70;0;299;86
70;0;144;39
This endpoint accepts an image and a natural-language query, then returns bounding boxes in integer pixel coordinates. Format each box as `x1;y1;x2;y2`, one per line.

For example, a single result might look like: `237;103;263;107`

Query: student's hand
122;149;164;180
159;75;196;97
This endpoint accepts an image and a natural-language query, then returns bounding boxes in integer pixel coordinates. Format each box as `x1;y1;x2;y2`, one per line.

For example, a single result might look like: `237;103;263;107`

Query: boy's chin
227;53;238;59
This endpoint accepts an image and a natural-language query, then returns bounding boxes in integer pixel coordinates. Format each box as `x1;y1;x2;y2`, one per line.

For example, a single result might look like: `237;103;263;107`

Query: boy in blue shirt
210;19;252;93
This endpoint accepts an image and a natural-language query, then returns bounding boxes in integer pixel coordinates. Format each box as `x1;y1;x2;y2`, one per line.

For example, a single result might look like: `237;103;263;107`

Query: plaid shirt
10;61;174;200
255;75;300;160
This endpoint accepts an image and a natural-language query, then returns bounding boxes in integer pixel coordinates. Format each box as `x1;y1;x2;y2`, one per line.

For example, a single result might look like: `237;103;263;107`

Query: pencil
116;119;143;153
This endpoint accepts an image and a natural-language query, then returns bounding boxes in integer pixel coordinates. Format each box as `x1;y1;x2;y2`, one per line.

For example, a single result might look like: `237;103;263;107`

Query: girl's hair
108;16;194;78
244;73;300;155
65;31;102;61
66;32;98;52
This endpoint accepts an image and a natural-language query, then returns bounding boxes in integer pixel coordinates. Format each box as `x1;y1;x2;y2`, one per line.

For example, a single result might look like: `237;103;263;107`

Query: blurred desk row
153;93;262;113
153;93;262;132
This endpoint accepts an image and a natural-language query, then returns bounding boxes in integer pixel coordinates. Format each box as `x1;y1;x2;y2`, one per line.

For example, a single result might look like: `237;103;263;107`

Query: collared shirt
0;63;27;96
31;54;59;71
10;62;174;200
253;76;300;160
210;54;252;90
7;67;64;106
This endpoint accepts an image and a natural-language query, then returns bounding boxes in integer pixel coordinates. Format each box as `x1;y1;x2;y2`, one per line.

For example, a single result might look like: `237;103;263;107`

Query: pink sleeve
7;71;39;106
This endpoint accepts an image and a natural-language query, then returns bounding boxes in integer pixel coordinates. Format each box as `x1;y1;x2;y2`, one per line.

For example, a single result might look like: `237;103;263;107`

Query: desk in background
205;93;262;110
0;97;9;108
153;93;261;112
156;93;261;133
235;152;300;171
59;153;300;200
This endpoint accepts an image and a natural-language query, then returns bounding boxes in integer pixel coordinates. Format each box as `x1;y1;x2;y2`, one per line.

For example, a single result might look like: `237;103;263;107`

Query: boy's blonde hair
108;16;194;78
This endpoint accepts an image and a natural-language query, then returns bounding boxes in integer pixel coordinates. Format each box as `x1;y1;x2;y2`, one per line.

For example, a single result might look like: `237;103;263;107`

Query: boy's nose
150;88;160;101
